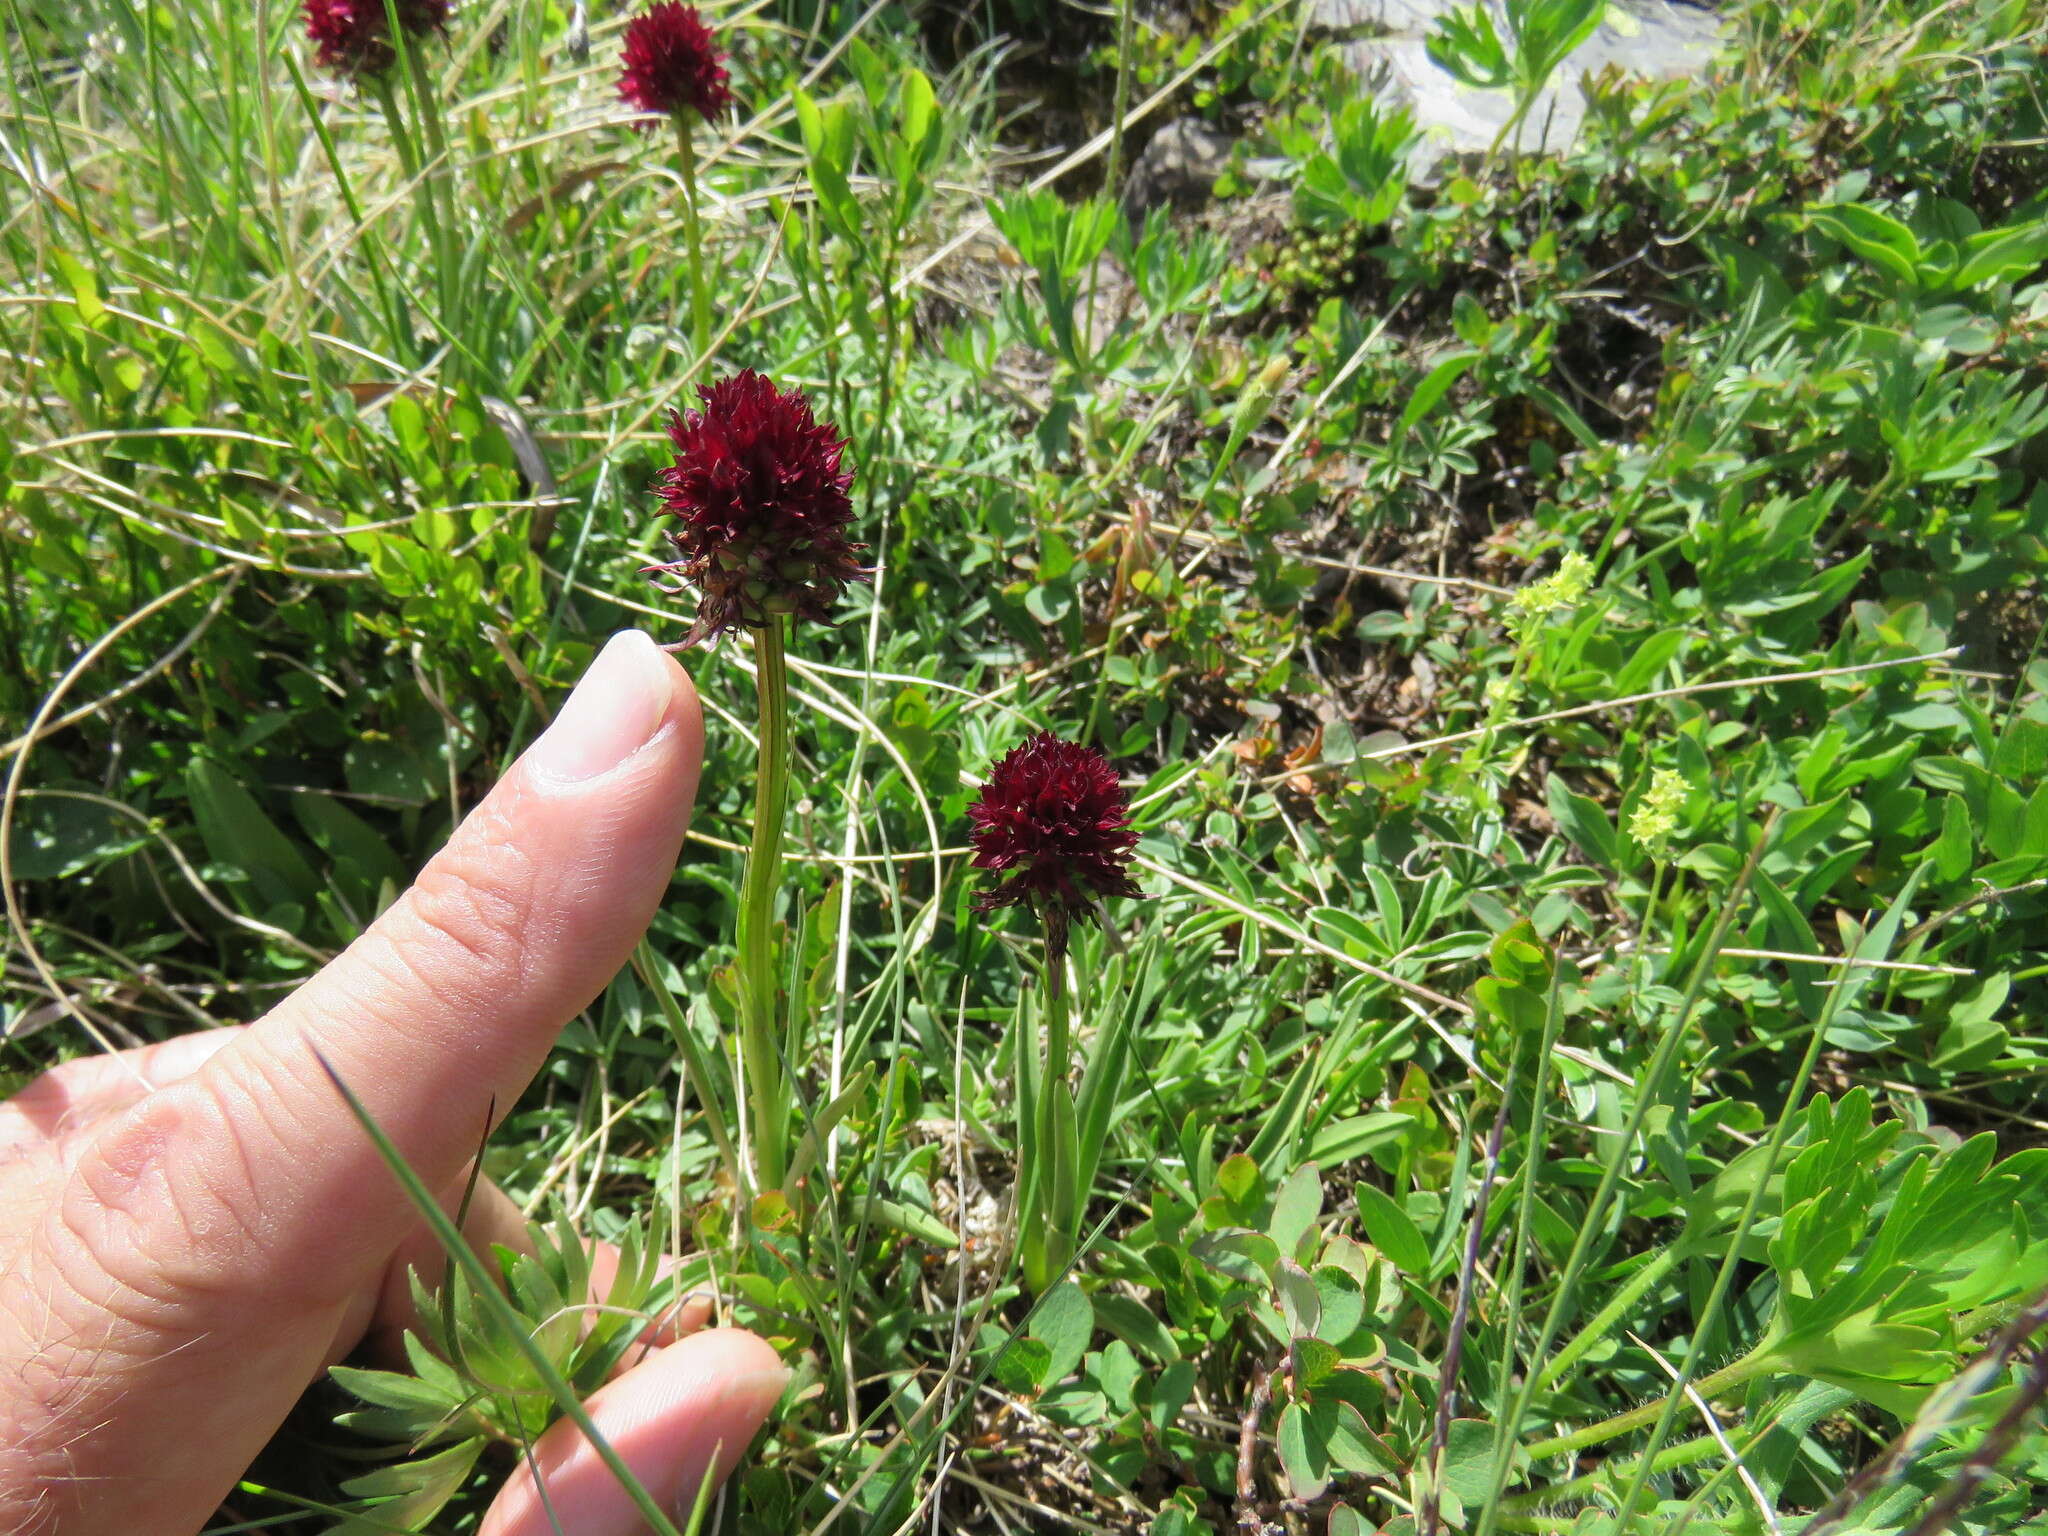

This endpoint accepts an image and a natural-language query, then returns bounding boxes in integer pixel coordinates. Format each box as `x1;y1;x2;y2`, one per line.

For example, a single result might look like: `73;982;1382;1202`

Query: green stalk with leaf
646;369;868;1203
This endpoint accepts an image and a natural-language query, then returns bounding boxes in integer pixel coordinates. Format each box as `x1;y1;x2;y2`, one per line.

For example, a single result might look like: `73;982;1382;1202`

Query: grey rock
1124;116;1238;215
1312;0;1724;167
1314;0;1472;35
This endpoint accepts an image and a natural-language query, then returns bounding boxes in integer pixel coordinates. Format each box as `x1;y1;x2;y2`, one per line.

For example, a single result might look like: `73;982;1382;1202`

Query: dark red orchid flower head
304;0;450;78
968;732;1143;974
619;2;732;124
647;369;864;646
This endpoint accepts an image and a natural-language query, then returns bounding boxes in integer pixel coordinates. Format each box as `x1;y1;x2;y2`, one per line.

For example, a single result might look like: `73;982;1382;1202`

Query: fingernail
531;631;673;783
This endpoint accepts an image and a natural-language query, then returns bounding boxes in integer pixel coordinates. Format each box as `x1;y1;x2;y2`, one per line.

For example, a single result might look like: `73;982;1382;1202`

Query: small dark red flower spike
967;732;1143;975
647;370;864;646
619;2;733;124
303;0;450;79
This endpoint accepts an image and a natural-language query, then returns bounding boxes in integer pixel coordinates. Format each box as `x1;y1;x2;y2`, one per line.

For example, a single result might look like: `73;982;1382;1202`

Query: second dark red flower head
303;0;450;78
620;2;733;124
967;733;1143;966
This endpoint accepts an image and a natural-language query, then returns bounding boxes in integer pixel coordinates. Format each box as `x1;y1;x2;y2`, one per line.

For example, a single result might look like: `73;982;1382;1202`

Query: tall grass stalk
1473;808;1780;1536
317;1053;685;1536
1606;868;1929;1524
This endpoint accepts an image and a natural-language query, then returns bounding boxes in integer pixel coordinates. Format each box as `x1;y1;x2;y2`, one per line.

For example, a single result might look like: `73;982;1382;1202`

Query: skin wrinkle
329;923;501;1065
3;1224;312;1526
401;831;542;987
175;1071;330;1303
183;1037;456;1313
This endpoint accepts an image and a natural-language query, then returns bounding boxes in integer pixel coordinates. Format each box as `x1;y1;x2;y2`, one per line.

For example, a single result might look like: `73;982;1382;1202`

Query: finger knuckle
58;1080;281;1316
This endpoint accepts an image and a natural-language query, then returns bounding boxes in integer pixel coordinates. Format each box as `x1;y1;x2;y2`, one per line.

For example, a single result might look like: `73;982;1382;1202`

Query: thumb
31;630;707;1536
479;1329;788;1536
78;627;704;1310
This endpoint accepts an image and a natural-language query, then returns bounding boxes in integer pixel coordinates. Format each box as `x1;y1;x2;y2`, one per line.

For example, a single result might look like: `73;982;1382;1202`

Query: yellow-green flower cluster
1506;550;1595;640
1629;766;1688;853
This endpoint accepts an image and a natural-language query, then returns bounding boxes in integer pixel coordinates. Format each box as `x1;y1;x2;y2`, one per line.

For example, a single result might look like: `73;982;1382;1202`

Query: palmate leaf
1426;2;1512;89
326;1437;487;1535
1762;1122;2048;1409
314;1055;686;1536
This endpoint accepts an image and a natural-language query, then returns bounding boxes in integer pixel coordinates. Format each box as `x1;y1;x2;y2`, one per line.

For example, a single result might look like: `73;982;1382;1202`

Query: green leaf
1094;1293;1181;1363
1324;1399;1400;1477
867;1196;958;1249
292;791;406;904
1952;215;2048;289
1309;1111;1416;1164
1215;1151;1262;1209
1292;1335;1342;1391
186;757;320;912
898;67;937;155
1312;1265;1367;1345
1610;628;1686;694
1933;974;2010;1072
50;246;105;326
1442;1418;1505;1505
1808;203;1924;283
1547;775;1621;871
1031;1281;1095;1386
992;1335;1051;1393
1398;350;1480;438
1932;792;1974;882
1275;1400;1332;1501
1268;1164;1323;1256
329;1363;462;1417
1246;1054;1319;1173
1519;381;1600;450
1355;1184;1431;1277
794;91;860;241
331;1437;485;1533
1426;2;1511;89
1276;1259;1322;1337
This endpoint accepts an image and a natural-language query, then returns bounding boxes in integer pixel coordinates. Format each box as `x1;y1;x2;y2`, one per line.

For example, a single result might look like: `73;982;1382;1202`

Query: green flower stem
1042;946;1071;1082
675;118;711;360
738;617;791;1194
1631;857;1666;989
1086;0;1136;353
368;73;421;183
1103;0;1136;213
397;37;460;338
1520;1343;1780;1462
371;56;458;368
1025;945;1076;1289
1533;1244;1683;1396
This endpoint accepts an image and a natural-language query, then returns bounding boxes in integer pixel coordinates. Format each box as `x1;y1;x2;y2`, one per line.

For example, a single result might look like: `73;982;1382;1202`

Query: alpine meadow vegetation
4;0;2048;1531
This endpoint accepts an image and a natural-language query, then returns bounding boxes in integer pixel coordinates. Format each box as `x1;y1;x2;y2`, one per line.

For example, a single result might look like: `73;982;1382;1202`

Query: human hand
0;631;786;1536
